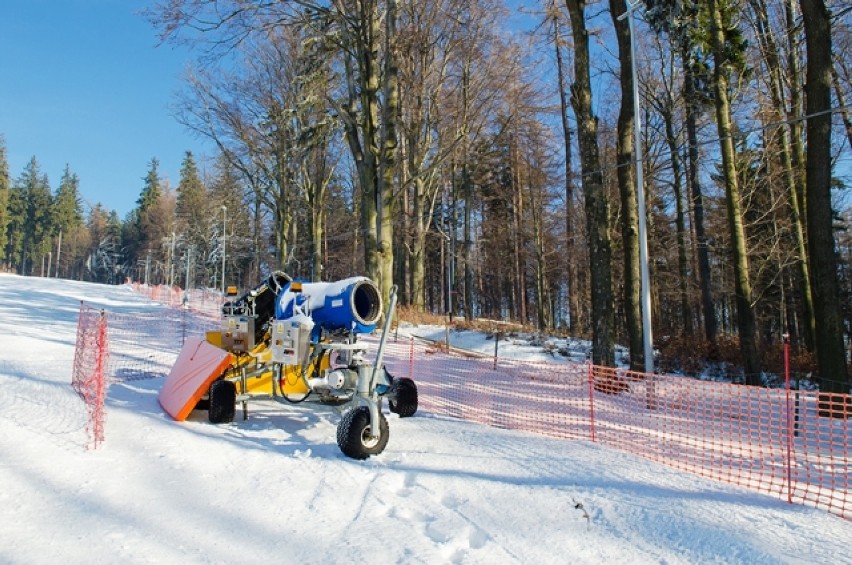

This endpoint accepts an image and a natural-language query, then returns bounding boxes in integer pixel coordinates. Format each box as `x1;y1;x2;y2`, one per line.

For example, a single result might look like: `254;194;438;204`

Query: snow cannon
275;276;382;339
221;270;291;348
158;272;418;460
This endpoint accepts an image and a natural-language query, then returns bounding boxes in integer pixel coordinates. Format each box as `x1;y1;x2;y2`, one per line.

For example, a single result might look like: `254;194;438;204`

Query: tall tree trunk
532;170;551;330
748;0;815;350
399;146;410;303
661;104;693;335
609;0;643;371
463;162;473;321
512;143;527;324
339;3;380;281
565;0;614;366
376;0;399;305
784;0;807;229
461;64;474;321
411;175;427;311
800;0;850;398
832;64;852;152
552;5;579;334
682;59;717;343
448;163;457;319
311;204;323;281
708;0;761;384
355;0;381;283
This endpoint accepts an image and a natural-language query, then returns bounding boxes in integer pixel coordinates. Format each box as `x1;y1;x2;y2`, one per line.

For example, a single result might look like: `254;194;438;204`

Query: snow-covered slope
1;272;850;564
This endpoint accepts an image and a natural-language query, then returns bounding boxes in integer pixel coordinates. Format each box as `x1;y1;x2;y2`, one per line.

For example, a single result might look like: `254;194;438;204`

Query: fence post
646;369;657;410
409;337;414;380
181;304;187;346
784;333;792;504
73;303;109;450
92;310;108;449
493;332;500;369
587;356;596;443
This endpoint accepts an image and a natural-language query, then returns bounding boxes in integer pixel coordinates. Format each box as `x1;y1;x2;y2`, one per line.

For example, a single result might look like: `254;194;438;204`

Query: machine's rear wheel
208;379;236;423
337;406;389;459
388;377;418;418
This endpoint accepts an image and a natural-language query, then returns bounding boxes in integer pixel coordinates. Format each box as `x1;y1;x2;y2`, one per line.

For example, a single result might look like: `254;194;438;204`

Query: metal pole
169;232;175;287
221;206;227;295
55;229;62;278
621;1;655;390
784;333;792;504
185;246;192;296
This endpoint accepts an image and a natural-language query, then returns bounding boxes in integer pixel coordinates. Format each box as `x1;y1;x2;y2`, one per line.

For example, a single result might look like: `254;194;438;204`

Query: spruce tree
53;165;83;232
10;158;52;275
175;151;210;283
124;158;163;277
0;137;9;265
52;165;84;277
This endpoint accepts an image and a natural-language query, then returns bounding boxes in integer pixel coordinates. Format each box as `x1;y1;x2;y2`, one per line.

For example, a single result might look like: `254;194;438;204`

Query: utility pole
221;206;227;294
55;230;62;278
169;232;176;287
185;246;193;298
620;0;655;401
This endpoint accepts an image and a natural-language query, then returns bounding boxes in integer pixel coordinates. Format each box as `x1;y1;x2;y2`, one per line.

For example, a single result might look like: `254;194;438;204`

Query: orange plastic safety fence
71;301;220;447
71;303;108;449
129;283;224;318
377;335;850;520
73;308;850;520
379;337;592;441
103;304;219;383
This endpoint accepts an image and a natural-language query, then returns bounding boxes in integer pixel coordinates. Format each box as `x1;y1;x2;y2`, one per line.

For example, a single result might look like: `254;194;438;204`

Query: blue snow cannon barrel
275;277;383;337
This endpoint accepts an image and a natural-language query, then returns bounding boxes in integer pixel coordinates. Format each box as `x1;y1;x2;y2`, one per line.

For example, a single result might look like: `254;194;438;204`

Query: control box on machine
271;318;312;365
222;316;256;352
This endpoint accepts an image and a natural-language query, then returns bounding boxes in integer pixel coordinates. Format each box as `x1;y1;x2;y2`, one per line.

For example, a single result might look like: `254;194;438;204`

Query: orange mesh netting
73;300;850;519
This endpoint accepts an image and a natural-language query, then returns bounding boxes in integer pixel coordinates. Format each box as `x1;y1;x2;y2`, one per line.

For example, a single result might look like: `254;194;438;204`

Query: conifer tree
53;165;83;232
52;165;84;277
124;158;164;277
0;137;9;264
9;158;52;275
176;151;210;282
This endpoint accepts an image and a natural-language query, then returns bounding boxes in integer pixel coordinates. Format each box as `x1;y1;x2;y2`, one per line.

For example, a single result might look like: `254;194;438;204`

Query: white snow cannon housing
275;276;383;340
159;273;418;460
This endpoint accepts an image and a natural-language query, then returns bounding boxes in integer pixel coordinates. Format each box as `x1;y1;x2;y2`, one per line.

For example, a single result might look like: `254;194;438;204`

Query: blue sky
1;0;212;218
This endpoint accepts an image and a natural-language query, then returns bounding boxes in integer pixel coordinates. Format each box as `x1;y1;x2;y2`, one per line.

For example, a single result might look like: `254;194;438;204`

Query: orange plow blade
158;337;234;421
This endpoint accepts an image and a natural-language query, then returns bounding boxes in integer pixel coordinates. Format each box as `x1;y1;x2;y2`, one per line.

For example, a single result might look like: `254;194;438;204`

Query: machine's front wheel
388;377;418;418
337;406;389;459
208;379;236;424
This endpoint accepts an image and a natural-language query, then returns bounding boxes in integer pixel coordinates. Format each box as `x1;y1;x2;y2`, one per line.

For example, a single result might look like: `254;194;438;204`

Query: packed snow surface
1;272;850;564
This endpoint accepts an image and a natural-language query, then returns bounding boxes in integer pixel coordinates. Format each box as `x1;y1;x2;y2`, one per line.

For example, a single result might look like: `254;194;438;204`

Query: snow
1;272;851;564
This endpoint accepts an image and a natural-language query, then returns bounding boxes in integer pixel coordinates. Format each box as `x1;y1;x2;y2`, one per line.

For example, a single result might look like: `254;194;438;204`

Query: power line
577;102;852;182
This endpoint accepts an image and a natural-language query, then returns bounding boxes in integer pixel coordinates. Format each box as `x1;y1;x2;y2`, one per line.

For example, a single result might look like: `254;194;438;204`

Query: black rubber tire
389;377;418;418
336;406;389;459
208;379;236;423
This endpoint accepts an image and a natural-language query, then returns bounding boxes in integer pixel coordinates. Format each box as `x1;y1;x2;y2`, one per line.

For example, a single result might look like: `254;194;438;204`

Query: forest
1;0;850;392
